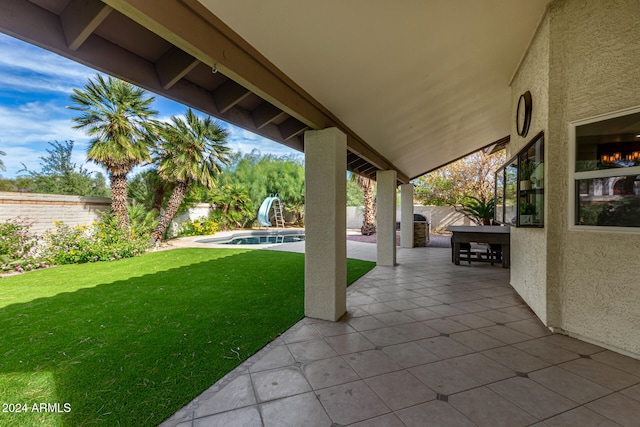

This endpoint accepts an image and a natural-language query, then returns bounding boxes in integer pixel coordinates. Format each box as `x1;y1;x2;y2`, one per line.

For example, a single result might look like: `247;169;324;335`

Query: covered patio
2;0;640;425
161;245;640;426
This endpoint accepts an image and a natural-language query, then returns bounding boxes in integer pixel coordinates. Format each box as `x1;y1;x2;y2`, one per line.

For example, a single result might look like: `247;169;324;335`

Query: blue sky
0;33;299;179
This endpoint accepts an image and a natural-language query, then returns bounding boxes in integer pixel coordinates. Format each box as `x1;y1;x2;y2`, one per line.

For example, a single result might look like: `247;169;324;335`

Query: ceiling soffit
198;0;551;179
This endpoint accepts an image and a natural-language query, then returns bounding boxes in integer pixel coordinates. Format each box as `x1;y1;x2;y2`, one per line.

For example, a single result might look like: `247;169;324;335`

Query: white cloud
0;99;92;178
0;103;85;146
0;34;96;94
223;125;301;158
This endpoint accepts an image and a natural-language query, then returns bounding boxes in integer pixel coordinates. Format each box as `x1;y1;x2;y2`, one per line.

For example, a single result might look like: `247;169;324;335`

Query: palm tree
152;109;231;241
0;149;6;172
460;197;495;225
211;183;254;229
68;74;158;227
350;173;376;235
128;168;174;213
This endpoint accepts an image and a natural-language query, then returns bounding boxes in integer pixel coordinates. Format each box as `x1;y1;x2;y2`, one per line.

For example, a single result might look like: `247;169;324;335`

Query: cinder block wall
0;192;111;235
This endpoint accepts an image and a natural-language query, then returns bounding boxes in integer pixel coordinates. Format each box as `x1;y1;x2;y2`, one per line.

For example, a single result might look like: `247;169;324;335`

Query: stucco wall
512;0;640;356
509;13;551;324
347;205;471;232
545;0;640;356
169;203;213;236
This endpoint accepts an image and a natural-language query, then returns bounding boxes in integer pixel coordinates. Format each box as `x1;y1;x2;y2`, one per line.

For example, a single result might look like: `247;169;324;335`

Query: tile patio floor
160;245;640;427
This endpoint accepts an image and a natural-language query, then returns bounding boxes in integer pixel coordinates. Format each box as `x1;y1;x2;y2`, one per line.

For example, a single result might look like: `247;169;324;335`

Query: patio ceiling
0;0;551;182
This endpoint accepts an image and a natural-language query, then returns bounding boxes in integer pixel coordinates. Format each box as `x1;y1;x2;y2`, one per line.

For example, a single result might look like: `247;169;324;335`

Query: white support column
400;183;414;248
304;128;347;321
376;170;397;266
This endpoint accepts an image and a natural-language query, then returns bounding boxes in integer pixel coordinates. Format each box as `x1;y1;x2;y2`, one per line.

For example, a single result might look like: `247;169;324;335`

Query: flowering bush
44;214;152;265
0;218;49;273
0;209;155;274
0;217;36;259
177;217;220;237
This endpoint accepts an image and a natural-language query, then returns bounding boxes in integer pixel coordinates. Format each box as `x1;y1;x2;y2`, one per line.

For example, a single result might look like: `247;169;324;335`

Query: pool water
222;234;305;245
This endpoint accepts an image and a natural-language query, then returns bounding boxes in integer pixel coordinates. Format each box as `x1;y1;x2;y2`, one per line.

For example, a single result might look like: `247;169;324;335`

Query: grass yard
0;248;375;427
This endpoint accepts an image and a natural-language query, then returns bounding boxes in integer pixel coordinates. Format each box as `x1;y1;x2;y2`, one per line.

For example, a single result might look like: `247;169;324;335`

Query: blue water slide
257;196;277;227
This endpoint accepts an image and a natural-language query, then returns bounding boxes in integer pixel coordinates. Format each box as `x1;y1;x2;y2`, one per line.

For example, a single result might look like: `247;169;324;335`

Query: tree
69;74;158;226
414;150;505;206
152;109;231;241
18;140;109;197
210;183;254;229
0;149;5;172
350;173;376;235
347;176;364;206
217;151;305;225
461;198;495;225
128;168;174;213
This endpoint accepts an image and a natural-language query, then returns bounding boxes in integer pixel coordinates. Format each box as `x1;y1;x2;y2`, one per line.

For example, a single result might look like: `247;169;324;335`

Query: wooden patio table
446;225;511;268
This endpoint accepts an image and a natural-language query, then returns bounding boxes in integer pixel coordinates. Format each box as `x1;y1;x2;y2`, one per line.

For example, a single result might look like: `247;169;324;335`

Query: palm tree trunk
359;176;376;235
151;184;167;213
110;172;130;227
152;181;188;242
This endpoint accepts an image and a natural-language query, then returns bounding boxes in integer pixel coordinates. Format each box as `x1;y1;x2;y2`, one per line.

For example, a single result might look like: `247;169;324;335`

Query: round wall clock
516;91;532;137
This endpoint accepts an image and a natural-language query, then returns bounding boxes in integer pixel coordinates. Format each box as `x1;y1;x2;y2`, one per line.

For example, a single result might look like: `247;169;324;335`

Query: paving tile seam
460;361;639;410
495;388;627;426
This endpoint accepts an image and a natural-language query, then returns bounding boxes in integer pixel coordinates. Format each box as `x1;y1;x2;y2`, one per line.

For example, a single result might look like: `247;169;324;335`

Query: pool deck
159;234;640;427
165;229;378;261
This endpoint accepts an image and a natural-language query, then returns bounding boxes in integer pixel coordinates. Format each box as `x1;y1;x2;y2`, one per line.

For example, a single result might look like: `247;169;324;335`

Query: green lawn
0;248;375;427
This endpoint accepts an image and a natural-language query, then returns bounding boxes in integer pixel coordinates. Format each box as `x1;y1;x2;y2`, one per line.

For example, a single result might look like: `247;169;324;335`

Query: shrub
177;217;220;237
208;209;251;231
0;217;36;259
1;208;154;273
44;215;152;265
0;218;49;272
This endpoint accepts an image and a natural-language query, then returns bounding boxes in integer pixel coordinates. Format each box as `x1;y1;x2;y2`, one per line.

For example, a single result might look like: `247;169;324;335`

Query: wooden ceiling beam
347;154;365;166
212;79;252;114
252;102;286;129
279;117;308;141
155;46;200;90
60;0;112;50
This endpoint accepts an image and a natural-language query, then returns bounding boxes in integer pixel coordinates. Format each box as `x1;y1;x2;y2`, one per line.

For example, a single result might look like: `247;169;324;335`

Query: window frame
569;105;640;234
494;131;544;228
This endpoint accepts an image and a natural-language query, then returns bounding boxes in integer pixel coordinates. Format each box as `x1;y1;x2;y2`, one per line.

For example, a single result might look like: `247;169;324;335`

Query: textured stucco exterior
376;170;397;266
346;205;470;231
400;184;414;248
510;0;640;357
304;128;347;321
509;15;550;324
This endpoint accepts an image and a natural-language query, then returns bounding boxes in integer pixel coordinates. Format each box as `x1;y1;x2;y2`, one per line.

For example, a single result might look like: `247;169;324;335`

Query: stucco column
376;170;397;266
304;128;347;321
400;184;414;248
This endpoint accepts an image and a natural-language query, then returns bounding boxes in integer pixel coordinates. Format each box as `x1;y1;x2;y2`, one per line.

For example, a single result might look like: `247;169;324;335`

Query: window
494;132;544;227
571;107;640;230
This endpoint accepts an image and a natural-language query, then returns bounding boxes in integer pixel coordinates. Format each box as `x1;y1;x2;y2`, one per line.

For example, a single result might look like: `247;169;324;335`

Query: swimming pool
196;230;305;245
222;234;305;245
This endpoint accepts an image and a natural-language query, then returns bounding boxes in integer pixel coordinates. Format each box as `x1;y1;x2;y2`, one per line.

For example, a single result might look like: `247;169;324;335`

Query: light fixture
601;151;640;164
